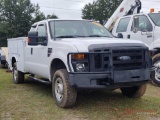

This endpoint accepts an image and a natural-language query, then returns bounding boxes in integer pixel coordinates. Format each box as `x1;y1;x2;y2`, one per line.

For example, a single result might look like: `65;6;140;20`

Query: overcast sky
30;0;160;19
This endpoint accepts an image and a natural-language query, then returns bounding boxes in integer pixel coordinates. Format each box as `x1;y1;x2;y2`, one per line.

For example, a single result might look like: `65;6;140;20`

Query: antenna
53;0;56;15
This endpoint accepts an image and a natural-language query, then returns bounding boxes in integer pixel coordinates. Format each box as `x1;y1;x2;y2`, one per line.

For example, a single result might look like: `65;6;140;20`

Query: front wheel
13;63;24;84
120;84;147;98
151;53;160;86
52;69;77;108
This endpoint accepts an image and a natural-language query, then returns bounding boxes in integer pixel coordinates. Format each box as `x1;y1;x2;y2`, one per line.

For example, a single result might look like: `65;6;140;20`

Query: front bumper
69;68;150;90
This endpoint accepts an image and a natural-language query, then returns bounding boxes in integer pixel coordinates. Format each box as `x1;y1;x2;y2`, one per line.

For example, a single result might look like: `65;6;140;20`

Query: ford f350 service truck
8;19;151;108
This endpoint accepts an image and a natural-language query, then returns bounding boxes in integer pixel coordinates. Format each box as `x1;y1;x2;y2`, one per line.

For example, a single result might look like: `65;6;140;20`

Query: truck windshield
148;13;160;26
49;20;113;39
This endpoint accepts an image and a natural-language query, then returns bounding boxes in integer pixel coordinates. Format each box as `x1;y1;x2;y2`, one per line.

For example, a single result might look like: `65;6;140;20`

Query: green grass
0;68;160;120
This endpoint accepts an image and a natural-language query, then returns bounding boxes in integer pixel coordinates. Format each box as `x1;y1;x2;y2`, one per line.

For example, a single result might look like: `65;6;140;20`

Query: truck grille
92;48;145;71
112;49;144;70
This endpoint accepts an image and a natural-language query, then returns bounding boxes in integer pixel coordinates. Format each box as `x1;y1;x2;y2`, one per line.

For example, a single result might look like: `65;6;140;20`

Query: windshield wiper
87;35;112;38
56;35;86;38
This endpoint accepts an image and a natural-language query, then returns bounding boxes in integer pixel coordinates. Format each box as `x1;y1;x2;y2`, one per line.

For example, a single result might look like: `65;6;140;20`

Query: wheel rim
154;61;160;82
55;77;64;102
14;67;18;81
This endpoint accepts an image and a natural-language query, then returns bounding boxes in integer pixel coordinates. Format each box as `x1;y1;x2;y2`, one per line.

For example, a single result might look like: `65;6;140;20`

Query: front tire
52;69;77;108
151;53;160;86
13;63;24;84
120;84;146;98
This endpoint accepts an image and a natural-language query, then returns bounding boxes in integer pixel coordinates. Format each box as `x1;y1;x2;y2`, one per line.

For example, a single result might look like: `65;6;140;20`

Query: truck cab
112;13;160;46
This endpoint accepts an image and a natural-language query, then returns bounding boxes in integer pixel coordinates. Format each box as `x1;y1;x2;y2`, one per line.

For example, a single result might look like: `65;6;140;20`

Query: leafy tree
32;3;45;23
0;0;58;46
82;0;122;25
0;0;35;38
47;14;58;19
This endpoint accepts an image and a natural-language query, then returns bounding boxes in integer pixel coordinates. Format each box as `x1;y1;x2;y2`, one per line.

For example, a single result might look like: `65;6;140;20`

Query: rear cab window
116;17;131;33
30;24;37;31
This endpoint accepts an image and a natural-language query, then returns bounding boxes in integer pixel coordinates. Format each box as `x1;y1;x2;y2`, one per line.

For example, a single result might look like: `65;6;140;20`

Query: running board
28;75;51;85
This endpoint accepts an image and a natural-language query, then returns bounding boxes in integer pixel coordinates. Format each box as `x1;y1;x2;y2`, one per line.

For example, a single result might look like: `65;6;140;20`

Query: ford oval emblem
118;56;131;62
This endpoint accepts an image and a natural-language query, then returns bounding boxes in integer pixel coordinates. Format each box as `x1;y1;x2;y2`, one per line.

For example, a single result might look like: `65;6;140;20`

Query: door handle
31;48;33;55
127;34;130;39
147;35;152;38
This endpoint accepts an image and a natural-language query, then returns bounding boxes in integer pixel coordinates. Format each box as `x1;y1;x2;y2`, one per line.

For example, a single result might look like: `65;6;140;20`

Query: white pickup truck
8;19;151;108
111;13;160;85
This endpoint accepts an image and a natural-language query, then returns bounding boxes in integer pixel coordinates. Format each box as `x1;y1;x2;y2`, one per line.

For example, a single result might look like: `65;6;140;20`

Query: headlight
76;63;85;71
71;54;89;72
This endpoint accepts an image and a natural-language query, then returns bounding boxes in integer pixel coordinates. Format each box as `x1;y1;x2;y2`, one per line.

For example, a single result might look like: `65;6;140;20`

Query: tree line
82;0;122;25
0;0;58;46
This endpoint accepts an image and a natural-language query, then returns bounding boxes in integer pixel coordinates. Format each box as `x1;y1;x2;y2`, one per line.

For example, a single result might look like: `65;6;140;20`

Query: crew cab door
25;23;49;78
128;15;154;46
112;16;131;39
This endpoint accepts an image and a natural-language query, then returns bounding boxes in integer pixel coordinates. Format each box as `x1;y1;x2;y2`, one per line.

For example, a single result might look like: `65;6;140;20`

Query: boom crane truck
105;0;160;85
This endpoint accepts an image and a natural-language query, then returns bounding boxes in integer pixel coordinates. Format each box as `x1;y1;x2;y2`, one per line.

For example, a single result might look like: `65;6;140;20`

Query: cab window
30;24;37;31
37;24;47;42
133;15;153;32
37;24;46;36
116;17;130;32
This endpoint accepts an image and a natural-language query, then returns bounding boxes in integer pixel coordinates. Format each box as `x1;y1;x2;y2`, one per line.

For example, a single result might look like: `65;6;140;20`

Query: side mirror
28;31;47;46
117;33;123;38
133;16;139;33
28;31;38;45
133;17;139;28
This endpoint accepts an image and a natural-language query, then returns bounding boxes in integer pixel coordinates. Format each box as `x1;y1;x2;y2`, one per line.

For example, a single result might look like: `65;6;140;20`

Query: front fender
149;38;160;50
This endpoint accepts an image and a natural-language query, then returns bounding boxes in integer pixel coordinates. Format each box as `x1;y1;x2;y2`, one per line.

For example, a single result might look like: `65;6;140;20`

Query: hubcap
55;77;64;102
154;61;160;82
14;67;18;81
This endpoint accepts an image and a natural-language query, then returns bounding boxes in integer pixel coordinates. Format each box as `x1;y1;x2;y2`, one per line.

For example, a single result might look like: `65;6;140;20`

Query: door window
133;15;153;32
116;17;130;32
38;24;46;36
30;25;37;31
37;24;47;42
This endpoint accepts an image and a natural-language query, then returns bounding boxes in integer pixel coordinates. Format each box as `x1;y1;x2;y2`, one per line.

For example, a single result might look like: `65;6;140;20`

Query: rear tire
120;84;146;98
13;63;24;84
52;69;77;108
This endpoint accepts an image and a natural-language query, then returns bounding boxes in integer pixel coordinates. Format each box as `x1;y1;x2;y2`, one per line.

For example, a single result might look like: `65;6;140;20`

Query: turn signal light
71;54;85;60
150;8;154;13
27;37;30;43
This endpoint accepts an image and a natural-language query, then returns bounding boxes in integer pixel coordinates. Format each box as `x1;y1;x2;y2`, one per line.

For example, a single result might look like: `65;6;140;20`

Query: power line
59;0;93;3
40;6;82;11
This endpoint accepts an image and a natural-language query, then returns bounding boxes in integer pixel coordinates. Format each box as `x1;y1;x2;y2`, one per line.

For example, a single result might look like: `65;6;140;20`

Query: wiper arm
56;35;86;38
56;35;77;38
88;35;112;38
88;35;102;37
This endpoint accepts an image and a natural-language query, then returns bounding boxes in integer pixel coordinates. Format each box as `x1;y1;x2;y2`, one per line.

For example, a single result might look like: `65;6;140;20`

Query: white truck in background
0;47;8;68
8;19;151;108
105;0;160;85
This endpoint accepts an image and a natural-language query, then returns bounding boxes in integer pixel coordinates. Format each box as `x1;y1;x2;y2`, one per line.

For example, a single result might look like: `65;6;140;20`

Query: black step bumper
69;68;150;90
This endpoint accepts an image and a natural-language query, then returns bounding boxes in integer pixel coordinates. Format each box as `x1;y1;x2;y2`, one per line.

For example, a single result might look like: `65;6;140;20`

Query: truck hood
60;37;146;52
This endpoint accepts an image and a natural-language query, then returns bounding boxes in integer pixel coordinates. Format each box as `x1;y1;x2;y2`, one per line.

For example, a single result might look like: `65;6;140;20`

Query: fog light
76;63;85;71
